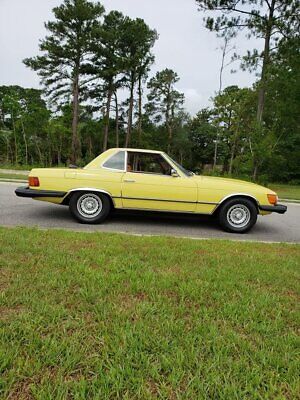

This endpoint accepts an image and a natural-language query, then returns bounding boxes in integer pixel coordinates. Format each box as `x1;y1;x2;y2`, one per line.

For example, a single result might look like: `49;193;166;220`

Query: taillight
29;177;40;187
267;194;278;205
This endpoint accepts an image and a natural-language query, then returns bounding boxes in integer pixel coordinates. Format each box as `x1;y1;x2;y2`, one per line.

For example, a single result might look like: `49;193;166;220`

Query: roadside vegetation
0;173;28;181
269;184;300;201
0;227;299;399
0;0;299;185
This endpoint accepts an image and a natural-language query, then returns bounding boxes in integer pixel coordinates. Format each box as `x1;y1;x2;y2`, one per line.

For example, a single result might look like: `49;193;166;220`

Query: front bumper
15;186;67;198
259;204;287;214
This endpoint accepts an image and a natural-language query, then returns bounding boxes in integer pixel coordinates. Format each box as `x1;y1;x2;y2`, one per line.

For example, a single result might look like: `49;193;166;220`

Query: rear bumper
259;204;287;214
15;186;66;198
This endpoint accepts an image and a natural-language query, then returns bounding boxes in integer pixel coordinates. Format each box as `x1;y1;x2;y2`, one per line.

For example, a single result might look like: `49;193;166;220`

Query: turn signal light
29;177;40;187
267;194;278;205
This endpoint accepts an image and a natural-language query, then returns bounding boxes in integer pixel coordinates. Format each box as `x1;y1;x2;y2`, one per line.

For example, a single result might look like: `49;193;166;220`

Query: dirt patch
283;290;300;301
0;268;13;291
147;379;159;396
194;249;210;255
7;378;34;400
0;305;25;321
64;240;102;252
117;292;149;310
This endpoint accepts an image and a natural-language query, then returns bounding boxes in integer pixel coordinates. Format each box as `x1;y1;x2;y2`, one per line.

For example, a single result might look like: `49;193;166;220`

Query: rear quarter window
102;151;125;171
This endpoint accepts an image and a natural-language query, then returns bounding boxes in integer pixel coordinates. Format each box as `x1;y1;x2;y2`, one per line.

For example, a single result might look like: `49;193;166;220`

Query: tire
218;198;257;233
69;192;111;224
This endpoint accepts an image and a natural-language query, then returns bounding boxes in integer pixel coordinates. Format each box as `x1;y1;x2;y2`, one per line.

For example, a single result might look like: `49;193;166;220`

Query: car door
121;151;197;212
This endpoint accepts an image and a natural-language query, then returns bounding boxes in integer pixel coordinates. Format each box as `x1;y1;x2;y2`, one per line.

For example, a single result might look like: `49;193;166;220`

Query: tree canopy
0;0;299;184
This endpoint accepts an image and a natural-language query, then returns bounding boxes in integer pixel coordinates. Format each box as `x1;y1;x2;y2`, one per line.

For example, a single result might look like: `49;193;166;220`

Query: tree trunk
57;145;61;165
114;92;119;148
103;86;113;151
20;117;28;165
125;78;135;148
253;0;275;178
138;75;143;145
213;134;219;170
58;133;62;165
256;0;275;123
71;73;80;164
219;36;229;95
88;135;93;159
4;135;10;163
252;162;258;181
166;94;172;153
11;110;18;164
36;141;43;165
228;140;236;175
214;37;230;169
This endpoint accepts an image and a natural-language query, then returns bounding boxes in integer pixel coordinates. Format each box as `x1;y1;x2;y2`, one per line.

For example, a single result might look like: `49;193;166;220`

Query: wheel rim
227;204;251;228
77;194;102;219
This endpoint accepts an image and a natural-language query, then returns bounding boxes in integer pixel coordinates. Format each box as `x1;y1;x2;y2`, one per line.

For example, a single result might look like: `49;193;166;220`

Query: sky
0;0;260;115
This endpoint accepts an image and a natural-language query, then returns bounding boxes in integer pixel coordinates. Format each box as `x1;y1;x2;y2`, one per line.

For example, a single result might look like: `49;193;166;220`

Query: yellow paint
28;148;277;215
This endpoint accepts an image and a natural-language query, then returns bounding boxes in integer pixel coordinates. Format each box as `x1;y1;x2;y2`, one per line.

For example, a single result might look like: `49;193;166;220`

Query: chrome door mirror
171;168;179;177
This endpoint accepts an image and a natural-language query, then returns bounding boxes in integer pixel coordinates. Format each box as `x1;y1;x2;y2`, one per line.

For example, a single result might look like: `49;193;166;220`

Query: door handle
124;179;135;183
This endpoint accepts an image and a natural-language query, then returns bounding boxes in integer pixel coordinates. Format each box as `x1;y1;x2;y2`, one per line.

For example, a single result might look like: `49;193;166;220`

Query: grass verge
0;173;28;180
0;227;299;399
269;184;300;201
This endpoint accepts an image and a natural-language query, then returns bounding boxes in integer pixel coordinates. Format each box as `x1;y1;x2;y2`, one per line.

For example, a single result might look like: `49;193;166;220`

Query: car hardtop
84;148;167;170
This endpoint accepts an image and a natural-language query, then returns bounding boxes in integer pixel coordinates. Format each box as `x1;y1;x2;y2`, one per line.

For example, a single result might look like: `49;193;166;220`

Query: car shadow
29;204;218;229
26;203;275;237
111;209;218;229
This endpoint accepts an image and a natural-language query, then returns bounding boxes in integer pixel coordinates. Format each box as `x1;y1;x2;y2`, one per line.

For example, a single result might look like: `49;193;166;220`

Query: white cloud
181;88;205;116
0;0;261;114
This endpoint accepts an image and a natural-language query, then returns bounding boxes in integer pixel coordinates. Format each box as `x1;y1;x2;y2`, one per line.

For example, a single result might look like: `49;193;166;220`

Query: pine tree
146;69;185;152
119;18;158;147
196;0;299;177
24;0;104;163
88;11;126;151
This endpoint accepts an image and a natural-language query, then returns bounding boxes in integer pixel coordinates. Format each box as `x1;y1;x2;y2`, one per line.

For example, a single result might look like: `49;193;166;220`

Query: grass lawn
0;228;299;399
269;184;300;201
0;173;28;180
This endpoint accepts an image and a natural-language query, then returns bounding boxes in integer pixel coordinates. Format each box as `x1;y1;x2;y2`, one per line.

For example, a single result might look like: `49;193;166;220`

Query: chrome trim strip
121;196;195;204
67;188;116;206
114;195;217;205
217;193;259;208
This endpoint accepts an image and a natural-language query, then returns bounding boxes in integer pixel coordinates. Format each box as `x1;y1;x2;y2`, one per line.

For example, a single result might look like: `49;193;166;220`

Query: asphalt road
1;182;299;243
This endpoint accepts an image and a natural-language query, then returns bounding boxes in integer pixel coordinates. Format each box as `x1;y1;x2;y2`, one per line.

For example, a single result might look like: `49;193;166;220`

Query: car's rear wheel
218;198;257;233
69;192;111;224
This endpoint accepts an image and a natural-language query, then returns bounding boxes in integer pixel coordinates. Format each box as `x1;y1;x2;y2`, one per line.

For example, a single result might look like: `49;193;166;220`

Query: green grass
0;172;28;180
0;163;37;171
0;228;299;399
269;184;300;201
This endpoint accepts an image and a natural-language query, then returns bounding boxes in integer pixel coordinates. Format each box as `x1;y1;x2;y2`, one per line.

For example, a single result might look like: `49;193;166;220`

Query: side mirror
171;168;179;177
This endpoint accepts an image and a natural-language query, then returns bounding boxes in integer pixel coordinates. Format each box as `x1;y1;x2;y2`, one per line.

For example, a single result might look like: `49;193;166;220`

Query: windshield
164;154;194;177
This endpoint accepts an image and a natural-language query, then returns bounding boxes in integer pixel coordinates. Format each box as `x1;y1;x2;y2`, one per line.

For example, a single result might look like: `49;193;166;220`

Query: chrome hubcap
77;194;102;218
227;204;250;228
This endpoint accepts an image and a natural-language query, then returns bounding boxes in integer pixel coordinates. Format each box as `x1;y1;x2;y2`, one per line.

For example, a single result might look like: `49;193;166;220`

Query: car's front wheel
218;198;257;233
69;192;111;224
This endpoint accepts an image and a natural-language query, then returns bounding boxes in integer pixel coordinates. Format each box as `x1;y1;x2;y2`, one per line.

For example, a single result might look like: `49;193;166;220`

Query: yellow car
15;148;287;233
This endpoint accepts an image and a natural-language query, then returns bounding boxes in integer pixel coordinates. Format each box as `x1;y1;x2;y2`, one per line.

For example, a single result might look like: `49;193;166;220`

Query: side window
127;153;171;175
103;151;125;170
